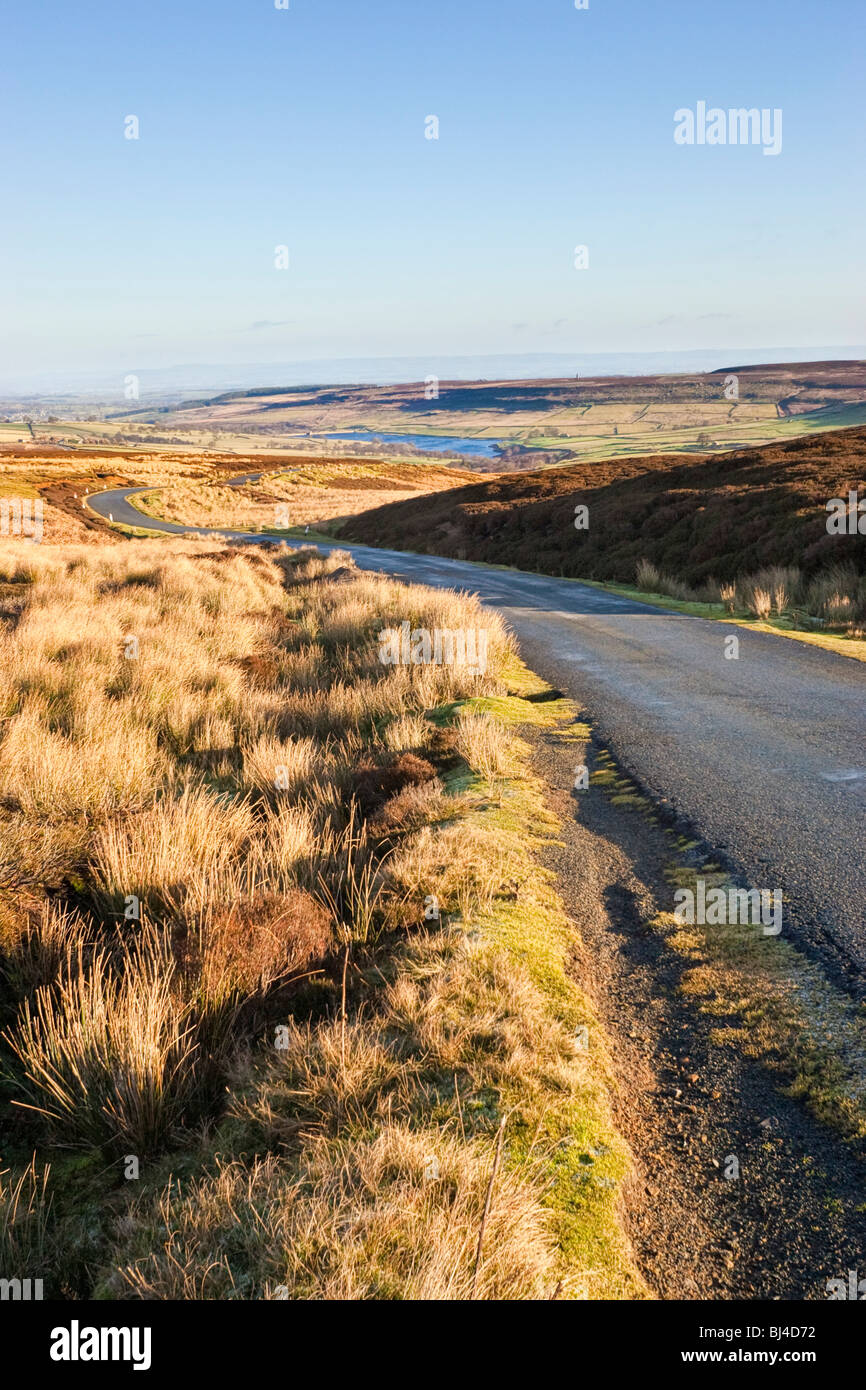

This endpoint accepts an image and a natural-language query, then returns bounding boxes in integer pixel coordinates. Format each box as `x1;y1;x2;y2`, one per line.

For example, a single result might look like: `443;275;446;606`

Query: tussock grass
0;1156;52;1279
240;734;319;799
381;712;429;752
635;557;866;634
109;1124;555;1301
4;929;198;1155
0;534;639;1299
387;821;509;924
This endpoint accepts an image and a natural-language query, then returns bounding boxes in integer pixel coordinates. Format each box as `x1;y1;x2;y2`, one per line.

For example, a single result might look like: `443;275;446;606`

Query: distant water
323;430;501;457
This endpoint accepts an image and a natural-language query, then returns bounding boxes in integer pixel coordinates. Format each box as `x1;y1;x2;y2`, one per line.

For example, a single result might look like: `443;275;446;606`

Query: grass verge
0;535;644;1300
571;578;866;664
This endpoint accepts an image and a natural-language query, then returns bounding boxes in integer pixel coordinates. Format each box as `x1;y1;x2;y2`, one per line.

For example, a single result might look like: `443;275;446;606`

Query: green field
6;363;866;473
529;402;866;466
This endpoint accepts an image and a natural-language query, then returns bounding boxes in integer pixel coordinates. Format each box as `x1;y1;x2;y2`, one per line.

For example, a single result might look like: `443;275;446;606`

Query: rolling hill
340;425;866;589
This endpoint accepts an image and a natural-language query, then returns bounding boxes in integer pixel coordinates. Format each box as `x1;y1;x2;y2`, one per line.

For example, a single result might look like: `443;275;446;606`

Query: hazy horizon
3;344;866;402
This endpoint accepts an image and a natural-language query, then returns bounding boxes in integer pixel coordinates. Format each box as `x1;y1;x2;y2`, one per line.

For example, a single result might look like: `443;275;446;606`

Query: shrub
176;888;333;1007
348;752;437;819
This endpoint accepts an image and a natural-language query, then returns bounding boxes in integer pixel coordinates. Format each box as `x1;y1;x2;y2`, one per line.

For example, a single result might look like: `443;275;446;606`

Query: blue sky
1;0;863;385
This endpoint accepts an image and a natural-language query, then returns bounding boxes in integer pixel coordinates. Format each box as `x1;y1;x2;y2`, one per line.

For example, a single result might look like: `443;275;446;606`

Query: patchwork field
10;360;864;469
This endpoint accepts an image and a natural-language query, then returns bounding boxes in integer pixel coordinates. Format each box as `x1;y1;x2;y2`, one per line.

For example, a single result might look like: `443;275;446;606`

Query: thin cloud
241;320;295;332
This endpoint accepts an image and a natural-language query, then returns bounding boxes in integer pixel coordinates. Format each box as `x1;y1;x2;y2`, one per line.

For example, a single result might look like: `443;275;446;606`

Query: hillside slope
341;426;866;588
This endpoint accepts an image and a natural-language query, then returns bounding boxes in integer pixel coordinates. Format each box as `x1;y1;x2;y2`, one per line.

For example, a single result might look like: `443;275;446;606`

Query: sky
1;0;864;389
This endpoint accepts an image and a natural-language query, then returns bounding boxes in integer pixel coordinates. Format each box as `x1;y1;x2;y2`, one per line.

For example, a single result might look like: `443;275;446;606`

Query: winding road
88;484;866;987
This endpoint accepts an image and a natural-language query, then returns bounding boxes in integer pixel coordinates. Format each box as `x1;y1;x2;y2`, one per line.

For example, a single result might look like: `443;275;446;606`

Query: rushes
4;931;198;1155
0;900;89;1000
382;713;429;752
312;813;389;946
0;540;518;1142
739;565;866;628
105;914;578;1300
634;558;695;603
636;557;866;632
455;711;511;780
803;565;866;629
0;1156;52;1278
736;566;798;619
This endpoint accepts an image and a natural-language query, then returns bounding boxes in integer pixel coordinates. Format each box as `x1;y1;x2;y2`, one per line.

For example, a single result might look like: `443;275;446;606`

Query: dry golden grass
138;479;429;532
111;1123;554;1301
4;927;198;1155
90;785;315;923
0;538;512;1144
131;459;473;535
240;733;320;798
105;912;589;1300
387;821;509;925
0;531;636;1300
381;712;429;752
455;710;512;780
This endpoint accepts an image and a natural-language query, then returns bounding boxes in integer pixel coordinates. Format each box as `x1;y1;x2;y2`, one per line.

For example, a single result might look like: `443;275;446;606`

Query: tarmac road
88;484;866;987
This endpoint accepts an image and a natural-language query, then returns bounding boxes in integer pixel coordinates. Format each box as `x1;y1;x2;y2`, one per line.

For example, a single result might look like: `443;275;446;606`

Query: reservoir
323;431;501;458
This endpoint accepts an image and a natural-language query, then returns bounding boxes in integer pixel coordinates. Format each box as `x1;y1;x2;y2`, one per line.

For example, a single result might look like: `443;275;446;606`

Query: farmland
7;360;864;470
